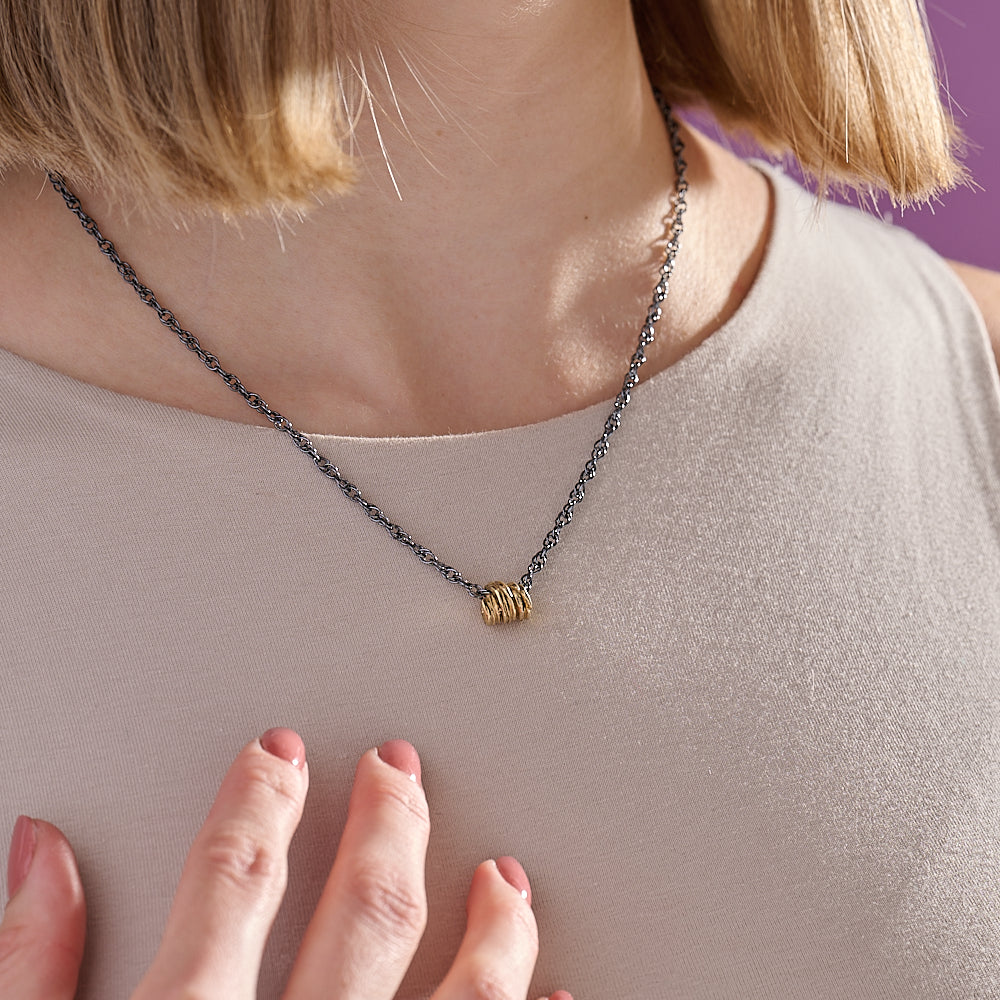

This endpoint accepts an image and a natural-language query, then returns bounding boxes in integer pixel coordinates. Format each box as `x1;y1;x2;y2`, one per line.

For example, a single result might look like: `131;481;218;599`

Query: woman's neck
0;0;771;435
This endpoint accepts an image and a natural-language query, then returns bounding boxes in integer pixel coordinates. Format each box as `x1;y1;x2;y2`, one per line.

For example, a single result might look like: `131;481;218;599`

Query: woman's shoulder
757;163;1000;377
948;261;1000;374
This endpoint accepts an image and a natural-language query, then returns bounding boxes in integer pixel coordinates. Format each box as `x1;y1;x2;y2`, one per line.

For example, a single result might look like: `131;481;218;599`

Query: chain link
519;92;687;591
47;93;687;606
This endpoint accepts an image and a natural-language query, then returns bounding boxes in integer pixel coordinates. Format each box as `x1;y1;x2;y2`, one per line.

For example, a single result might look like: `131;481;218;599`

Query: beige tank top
2;165;999;998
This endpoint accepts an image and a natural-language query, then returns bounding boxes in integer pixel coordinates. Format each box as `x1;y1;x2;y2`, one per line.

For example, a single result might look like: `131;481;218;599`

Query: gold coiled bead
480;582;533;625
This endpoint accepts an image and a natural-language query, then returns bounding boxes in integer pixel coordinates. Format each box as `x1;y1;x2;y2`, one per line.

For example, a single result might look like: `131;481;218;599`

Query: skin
0;4;995;434
947;261;1000;357
0;734;573;999
0;0;774;436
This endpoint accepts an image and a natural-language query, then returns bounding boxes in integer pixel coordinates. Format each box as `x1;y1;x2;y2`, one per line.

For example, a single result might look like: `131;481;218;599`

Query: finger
0;817;86;1000
432;856;540;1000
134;728;308;1000
284;740;429;999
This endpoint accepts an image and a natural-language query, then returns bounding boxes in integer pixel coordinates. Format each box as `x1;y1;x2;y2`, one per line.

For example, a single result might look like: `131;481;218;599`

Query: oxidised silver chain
47;93;687;609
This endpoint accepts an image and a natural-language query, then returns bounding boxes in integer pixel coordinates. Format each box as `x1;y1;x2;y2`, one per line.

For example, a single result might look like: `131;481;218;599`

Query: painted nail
7;815;37;902
549;992;574;1000
496;855;532;906
259;728;306;769
377;739;422;787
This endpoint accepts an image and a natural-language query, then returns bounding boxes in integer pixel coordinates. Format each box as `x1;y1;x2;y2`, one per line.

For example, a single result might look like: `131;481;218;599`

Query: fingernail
377;739;422;787
495;855;532;906
7;816;37;902
259;728;306;769
549;992;574;1000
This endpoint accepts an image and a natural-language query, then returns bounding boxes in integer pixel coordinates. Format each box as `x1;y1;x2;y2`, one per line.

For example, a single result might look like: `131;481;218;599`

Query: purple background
693;3;997;270
902;3;998;269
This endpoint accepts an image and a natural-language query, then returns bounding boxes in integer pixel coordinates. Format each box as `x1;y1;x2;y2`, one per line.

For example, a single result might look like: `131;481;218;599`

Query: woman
1;0;998;996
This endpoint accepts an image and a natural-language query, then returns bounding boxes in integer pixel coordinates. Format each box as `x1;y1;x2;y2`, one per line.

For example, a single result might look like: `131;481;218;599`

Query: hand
1;730;572;1000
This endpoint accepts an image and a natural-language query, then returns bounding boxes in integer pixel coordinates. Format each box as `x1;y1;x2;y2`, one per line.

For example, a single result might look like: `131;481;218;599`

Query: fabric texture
2;164;999;998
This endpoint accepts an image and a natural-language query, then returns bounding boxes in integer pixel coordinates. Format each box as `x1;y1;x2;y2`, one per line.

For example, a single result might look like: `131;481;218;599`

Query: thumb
0;816;87;999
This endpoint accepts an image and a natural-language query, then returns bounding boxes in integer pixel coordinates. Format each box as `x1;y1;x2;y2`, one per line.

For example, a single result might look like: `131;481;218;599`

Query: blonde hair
633;0;965;203
0;0;965;214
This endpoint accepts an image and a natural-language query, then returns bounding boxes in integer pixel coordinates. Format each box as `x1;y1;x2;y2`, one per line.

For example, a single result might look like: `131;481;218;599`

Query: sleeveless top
2;165;999;998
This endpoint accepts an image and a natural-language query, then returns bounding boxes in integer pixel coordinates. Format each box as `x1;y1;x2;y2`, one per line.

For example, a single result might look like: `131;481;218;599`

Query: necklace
47;93;688;626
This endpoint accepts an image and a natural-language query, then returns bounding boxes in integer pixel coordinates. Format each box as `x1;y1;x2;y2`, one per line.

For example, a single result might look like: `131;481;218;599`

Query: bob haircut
0;0;965;215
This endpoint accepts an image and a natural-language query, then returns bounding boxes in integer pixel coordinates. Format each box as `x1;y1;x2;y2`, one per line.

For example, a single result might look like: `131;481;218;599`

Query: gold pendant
481;582;532;625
